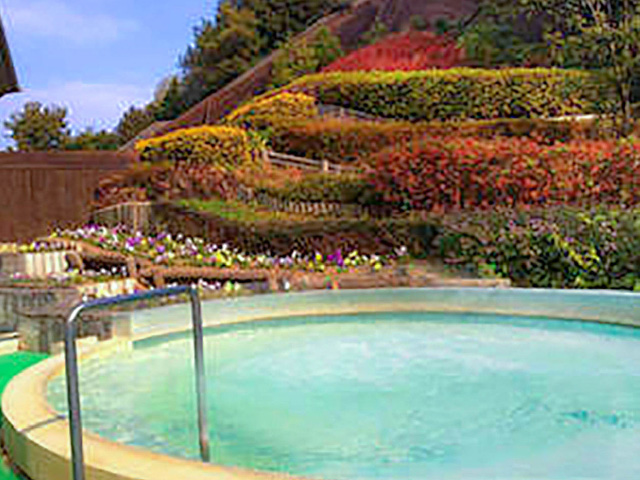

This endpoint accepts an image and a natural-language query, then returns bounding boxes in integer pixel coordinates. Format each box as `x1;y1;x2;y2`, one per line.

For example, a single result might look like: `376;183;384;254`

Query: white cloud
0;81;152;147
5;0;138;45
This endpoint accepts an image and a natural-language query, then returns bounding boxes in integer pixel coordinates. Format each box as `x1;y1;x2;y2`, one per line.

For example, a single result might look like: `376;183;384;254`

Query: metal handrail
64;285;211;480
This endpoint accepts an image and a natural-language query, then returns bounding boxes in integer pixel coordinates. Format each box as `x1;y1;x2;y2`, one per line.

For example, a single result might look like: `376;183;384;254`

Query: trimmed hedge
255;172;379;205
224;92;318;130
281;68;596;121
369;137;640;211
269;118;419;161
136;126;263;168
267;117;602;163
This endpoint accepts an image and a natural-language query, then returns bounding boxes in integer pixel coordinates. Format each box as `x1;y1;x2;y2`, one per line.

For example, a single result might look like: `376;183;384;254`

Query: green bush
438;208;640;290
136;126;264;168
278;68;597;121
256;173;380;205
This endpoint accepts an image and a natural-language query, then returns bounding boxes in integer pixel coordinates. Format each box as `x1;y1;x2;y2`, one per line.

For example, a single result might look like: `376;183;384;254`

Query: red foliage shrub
94;163;242;209
323;31;464;73
369;138;640;211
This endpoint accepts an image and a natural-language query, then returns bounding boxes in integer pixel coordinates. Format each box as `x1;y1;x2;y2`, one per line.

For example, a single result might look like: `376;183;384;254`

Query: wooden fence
317;104;389;122
266;151;357;174
0;152;134;242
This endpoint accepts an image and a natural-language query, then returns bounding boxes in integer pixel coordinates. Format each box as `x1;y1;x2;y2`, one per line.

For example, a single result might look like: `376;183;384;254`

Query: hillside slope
150;0;480;139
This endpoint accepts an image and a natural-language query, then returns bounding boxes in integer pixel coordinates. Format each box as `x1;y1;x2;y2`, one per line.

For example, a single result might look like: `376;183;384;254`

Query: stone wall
0;286;133;353
0;288;61;332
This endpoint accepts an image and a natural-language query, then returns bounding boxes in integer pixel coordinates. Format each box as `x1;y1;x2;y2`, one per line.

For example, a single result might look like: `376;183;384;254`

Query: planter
0;251;73;279
76;278;138;299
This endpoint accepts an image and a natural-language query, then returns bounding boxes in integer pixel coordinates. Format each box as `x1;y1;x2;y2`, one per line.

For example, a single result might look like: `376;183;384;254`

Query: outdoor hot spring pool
46;290;640;480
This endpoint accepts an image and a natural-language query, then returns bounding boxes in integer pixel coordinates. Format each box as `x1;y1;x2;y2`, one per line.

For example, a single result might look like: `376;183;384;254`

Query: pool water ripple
48;312;640;480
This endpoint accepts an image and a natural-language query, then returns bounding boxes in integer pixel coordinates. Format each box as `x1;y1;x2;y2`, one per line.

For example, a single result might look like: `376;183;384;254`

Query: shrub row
437;208;640;290
282;69;596;121
369;137;640;211
269;118;420;161
322;31;464;73
94;162;241;209
224;92;318;130
267;116;607;163
136;126;263;168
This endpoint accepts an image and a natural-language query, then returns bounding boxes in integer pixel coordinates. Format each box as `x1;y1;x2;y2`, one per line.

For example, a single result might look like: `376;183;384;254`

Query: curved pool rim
5;287;640;480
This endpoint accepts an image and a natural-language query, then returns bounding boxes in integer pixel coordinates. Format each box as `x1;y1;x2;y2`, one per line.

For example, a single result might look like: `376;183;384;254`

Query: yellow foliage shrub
136;126;263;168
224;92;318;130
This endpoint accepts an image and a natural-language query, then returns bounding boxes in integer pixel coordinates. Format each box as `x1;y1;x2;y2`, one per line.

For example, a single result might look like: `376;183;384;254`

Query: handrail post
189;285;211;462
64;305;87;480
63;286;211;480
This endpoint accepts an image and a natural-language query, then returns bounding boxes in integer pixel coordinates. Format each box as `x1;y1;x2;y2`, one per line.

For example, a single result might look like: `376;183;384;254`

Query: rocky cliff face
336;0;479;48
377;0;479;31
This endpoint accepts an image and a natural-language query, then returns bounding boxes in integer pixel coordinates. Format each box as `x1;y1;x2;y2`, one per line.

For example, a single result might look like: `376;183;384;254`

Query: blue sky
0;0;219;148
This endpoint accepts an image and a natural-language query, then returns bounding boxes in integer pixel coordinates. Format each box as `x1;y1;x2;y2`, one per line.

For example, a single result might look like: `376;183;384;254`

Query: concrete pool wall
4;288;640;480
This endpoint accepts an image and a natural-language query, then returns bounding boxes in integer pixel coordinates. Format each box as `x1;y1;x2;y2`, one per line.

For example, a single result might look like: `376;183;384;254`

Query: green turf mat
0;352;48;480
0;352;48;400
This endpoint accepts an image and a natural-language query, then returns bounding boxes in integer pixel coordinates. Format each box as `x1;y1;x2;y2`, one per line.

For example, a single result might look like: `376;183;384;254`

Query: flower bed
151;202;435;258
55;224;405;273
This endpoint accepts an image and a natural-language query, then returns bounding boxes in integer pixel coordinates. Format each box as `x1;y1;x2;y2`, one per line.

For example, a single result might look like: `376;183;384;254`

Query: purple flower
126;237;139;248
156;245;166;254
327;249;345;267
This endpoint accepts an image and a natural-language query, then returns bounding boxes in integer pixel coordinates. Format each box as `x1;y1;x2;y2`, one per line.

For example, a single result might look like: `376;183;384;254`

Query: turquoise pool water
48;312;640;480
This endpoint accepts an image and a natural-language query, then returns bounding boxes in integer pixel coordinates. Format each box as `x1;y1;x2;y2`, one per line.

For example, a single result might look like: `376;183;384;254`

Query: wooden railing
266;151;357;174
318;103;389;122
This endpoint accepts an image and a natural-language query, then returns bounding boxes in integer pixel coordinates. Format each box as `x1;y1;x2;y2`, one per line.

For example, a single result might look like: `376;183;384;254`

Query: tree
473;0;640;135
233;0;346;52
116;105;156;144
270;38;320;88
313;27;344;67
4;101;70;151
270;27;343;87
180;3;263;107
178;0;346;108
64;128;122;151
359;18;389;47
154;76;187;121
457;2;548;67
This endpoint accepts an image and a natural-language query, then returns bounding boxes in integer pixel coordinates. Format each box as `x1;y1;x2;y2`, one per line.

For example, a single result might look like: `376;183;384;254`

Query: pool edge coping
5;287;640;480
